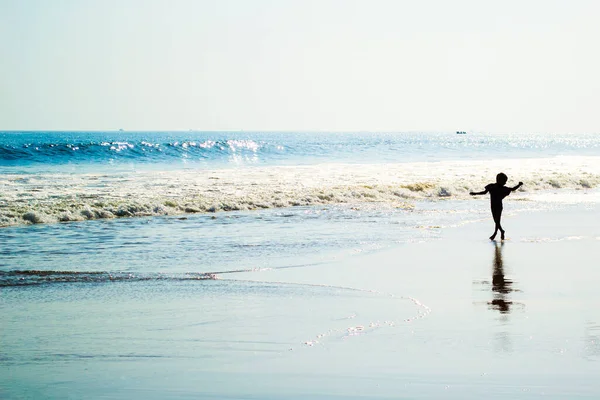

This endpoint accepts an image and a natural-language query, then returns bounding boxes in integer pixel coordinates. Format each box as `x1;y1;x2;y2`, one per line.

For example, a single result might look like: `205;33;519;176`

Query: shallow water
0;196;551;285
2;202;599;399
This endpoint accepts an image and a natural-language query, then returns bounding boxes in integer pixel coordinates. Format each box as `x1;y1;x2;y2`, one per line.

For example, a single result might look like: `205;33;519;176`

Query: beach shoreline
2;199;599;399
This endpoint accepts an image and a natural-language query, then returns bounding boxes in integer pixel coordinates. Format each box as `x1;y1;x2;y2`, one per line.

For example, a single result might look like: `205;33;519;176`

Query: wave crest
0;139;272;165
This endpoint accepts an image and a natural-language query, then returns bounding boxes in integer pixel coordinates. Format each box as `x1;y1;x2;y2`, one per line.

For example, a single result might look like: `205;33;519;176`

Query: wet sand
231;202;600;399
2;202;599;399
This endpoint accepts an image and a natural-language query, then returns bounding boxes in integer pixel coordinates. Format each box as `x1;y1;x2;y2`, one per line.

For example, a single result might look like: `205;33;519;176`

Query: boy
470;173;523;241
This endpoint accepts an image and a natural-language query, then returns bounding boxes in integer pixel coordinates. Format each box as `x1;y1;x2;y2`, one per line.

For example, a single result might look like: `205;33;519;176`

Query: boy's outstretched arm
470;188;488;196
510;182;524;192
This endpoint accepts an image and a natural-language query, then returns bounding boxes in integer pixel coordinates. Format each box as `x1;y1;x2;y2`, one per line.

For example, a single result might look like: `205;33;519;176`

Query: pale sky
1;0;599;133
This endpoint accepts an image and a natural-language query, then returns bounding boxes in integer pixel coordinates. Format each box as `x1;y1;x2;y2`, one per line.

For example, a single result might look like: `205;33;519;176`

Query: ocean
2;131;599;173
2;131;598;276
1;131;600;399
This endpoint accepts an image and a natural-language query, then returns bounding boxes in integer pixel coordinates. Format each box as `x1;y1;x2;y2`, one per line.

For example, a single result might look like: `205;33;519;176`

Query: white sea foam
1;156;599;227
521;236;587;243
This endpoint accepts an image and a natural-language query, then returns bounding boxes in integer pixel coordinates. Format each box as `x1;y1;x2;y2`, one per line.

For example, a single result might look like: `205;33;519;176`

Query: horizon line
1;129;596;135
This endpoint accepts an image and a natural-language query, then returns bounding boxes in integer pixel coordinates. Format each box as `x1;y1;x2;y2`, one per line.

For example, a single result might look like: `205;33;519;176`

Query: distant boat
456;131;467;134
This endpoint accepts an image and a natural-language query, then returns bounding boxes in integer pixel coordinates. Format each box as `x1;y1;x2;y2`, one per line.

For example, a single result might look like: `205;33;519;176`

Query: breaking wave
1;156;599;227
0;138;276;167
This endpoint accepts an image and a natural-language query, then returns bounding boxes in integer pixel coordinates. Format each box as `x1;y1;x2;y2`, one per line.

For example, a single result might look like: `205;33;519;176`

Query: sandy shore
224;202;600;399
2;201;599;399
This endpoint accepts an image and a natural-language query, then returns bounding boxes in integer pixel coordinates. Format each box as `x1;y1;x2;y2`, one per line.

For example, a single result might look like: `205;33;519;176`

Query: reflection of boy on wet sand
470;173;523;240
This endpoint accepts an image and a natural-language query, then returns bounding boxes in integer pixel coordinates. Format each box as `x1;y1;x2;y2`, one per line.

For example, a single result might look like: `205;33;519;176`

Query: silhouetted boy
470;173;523;241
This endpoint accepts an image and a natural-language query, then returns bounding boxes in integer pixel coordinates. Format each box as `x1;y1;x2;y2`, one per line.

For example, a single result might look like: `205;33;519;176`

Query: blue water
2;131;600;399
0;200;484;285
2;131;599;173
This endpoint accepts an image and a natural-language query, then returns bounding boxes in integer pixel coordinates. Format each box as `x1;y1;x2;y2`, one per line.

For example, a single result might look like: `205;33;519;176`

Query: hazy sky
1;0;599;132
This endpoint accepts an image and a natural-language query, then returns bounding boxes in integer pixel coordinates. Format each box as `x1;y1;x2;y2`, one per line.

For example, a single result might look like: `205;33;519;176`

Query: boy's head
496;172;508;186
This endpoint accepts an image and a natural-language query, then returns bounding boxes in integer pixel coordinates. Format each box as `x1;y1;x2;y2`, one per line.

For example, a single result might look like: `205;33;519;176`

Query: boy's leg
497;207;505;240
490;226;498;240
490;207;500;240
